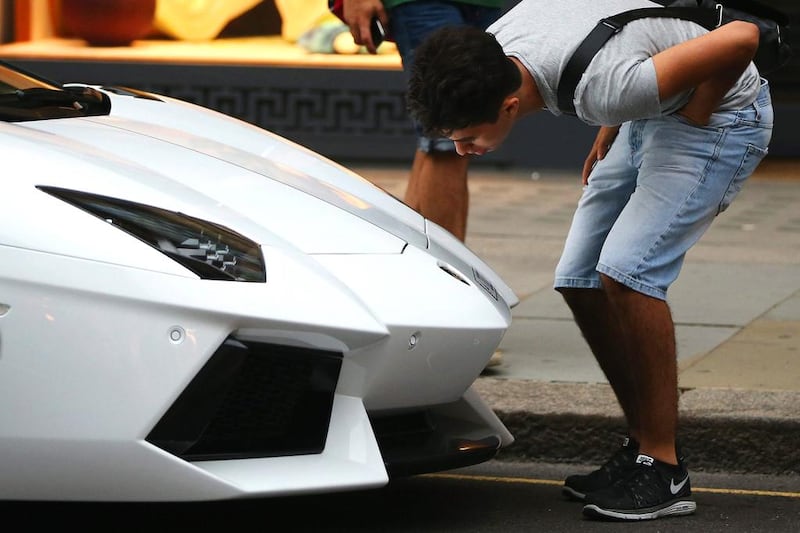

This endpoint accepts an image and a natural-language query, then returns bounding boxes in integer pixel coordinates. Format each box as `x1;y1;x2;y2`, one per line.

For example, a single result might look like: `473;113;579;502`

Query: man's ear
502;95;520;117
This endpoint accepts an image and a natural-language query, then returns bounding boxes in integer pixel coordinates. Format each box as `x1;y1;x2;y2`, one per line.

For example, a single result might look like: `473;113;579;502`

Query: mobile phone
370;17;386;47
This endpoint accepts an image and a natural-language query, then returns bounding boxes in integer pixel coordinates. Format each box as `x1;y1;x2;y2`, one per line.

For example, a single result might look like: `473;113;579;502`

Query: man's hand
342;0;387;54
582;125;620;185
676;100;711;126
654;21;759;126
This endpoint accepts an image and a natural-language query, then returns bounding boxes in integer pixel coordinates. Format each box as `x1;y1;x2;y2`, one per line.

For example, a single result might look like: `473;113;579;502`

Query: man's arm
583;22;757;183
652;21;760;125
342;0;387;54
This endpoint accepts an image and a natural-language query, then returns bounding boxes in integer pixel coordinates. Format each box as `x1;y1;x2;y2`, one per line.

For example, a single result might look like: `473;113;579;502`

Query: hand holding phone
370;17;386;48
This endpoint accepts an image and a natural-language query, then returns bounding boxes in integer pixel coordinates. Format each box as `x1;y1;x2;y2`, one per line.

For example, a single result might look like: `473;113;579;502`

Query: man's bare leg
600;274;679;465
558;287;640;434
560;278;679;465
404;149;470;241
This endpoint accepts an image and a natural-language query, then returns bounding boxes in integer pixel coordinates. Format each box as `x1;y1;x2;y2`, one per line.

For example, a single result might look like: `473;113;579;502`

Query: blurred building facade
1;0;798;169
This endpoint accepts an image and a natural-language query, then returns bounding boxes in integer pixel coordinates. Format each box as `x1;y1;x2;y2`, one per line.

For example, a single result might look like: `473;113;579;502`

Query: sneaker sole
583;499;697;521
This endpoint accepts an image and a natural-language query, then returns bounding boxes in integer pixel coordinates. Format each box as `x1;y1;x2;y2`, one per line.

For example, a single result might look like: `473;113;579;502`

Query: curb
474;379;800;475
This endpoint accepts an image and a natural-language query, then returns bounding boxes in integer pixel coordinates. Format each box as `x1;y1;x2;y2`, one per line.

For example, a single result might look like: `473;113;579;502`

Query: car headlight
39;186;266;282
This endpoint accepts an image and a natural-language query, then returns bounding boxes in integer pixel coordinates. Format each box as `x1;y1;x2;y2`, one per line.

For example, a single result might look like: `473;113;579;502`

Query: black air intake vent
147;337;342;461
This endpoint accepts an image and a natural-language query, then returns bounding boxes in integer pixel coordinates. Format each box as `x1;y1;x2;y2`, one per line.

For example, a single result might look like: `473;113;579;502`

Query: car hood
12;87;425;254
3;85;517;306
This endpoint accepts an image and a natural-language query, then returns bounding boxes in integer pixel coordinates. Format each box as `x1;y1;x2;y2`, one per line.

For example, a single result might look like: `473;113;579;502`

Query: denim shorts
554;79;774;300
388;0;501;153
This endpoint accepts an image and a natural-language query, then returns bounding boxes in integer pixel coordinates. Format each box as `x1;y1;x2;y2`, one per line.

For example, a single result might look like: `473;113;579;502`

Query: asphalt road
4;460;798;531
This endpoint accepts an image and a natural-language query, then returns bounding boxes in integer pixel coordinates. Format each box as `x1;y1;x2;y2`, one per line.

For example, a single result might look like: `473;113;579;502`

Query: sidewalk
356;158;800;475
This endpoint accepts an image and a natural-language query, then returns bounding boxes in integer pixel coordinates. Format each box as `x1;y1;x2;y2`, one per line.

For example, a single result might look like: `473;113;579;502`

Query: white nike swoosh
670;475;689;494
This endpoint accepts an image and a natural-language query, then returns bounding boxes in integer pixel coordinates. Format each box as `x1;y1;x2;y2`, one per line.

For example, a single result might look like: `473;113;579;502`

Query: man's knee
599;273;625;292
556;286;595;306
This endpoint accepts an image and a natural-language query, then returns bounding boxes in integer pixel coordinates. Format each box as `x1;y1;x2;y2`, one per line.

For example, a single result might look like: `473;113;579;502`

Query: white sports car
0;61;516;502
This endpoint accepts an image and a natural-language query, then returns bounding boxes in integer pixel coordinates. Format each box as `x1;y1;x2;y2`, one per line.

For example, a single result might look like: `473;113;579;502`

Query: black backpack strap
556;17;626;116
557;6;718;116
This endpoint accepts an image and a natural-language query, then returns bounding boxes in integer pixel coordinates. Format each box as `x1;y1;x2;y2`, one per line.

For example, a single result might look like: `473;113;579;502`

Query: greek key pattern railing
139;83;415;138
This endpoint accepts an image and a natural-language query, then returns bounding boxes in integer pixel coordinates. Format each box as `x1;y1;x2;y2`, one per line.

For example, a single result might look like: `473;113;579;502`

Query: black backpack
557;0;793;116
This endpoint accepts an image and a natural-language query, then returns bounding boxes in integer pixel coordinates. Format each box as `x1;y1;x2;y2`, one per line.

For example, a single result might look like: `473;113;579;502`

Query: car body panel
0;74;519;501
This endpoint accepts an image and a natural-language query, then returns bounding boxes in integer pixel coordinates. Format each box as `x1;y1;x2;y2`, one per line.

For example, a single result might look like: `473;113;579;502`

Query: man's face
448;101;516;156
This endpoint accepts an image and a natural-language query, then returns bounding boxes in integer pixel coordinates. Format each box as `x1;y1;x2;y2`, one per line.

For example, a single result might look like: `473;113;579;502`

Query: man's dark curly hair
407;26;522;138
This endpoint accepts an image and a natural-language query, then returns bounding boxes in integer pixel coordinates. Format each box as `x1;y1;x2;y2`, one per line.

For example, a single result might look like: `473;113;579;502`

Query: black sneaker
582;453;697;521
562;436;639;501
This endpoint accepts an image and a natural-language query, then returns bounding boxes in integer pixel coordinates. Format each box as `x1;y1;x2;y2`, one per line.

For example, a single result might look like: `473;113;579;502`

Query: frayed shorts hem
596;264;667;301
553;266;667;301
417;136;458;154
553;277;602;291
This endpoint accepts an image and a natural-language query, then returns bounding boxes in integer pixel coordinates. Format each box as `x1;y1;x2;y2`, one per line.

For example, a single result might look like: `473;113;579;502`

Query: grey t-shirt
487;0;761;125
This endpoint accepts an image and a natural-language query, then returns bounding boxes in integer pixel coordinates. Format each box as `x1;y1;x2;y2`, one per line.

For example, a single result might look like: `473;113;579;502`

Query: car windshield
0;61;111;121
